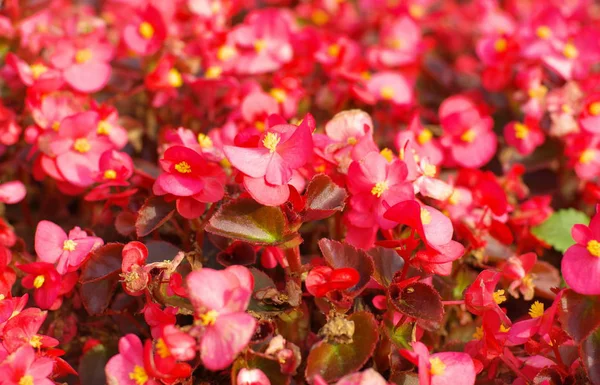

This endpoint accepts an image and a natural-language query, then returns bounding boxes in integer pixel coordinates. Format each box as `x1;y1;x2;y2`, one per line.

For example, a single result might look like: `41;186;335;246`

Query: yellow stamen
417;129;433;145
536;26;552;39
563;42;578;59
75;49;92;64
270;88;287;103
63;239;77;251
217;45;237;61
73;138;91;153
347;136;357;145
371;181;389;197
33;275;45;289
580;149;596;164
499;324;511;332
472;326;484;340
522;274;535;291
155;338;171;358
388;38;403;49
30;63;48;79
448;189;460;205
562;104;573;114
205;66;222;79
255;121;266;131
460;129;476;143
587;240;600;257
529;301;544;318
104;169;117;180
262;132;281;153
52;121;60;132
139;21;154;39
254;39;267;53
198;133;213;148
18;375;34;385
199;309;218;326
327;44;340;58
168;68;183;88
380;148;394;162
174;161;192;174
514;122;529;139
494;38;507;52
311;9;329;26
528;85;548;99
493;289;507;304
429;357;446;376
409;4;425;18
423;164;436;177
420;208;431;225
129;365;149;385
589;102;600;116
97;120;112;135
380;86;395;100
29;335;43;349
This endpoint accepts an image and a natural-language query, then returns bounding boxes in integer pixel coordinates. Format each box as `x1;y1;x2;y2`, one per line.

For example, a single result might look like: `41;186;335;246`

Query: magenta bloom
50;111;114;187
366;72;413;105
34;220;103;274
562;211;600;295
237;368;271;385
400;341;476;385
153;145;226;219
0;181;26;204
50;39;113;93
123;5;166;56
439;96;497;168
0;346;54;385
18;262;62;310
105;334;159;385
346;151;414;231
186;266;256;371
223;115;314;206
314;368;388;385
503;117;544;156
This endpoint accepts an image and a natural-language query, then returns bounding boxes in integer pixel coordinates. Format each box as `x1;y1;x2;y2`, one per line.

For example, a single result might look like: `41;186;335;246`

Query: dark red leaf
303;174;347;221
388;282;444;329
80;243;124;284
135;196;175;237
318;239;374;297
558;289;600;342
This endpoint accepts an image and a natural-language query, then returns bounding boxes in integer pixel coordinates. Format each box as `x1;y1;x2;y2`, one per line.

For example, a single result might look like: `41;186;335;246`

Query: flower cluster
0;0;597;384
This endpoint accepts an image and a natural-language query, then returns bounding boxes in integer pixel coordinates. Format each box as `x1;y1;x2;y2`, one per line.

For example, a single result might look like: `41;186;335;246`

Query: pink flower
91;103;129;149
503;116;544;156
439;96;497;168
186;266;256;370
346;151;414;231
237;368;271;385
368;16;422;67
49;111;114;187
4;53;63;92
105;334;159;385
153;145;226;219
366;72;413;105
464;270;511;326
501;252;537;300
0;346;54;385
562;210;600;295
400;341;476;385
506;299;559;346
223;115;314;206
0;181;26;204
313;368;389;385
231;9;294;74
34;220;104;274
18;262;62;310
123;5;166;56
50;39;113;93
396;114;444;166
93;150;134;187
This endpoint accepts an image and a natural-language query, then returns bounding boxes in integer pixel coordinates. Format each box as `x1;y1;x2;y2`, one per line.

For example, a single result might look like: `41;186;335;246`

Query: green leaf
206;198;288;244
383;319;414;350
531;209;590;253
305;312;379;383
558;289;600;342
581;326;600;385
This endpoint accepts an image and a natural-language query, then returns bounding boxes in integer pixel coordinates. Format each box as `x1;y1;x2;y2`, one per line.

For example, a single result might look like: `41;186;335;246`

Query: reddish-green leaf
80;243;124;284
232;351;291;385
388;282;444;329
558;289;600;342
303;174;347;221
305;312;379;383
581;326;600;385
318;239;374;296
206;198;287;244
80;276;119;316
78;344;108;385
368;246;404;287
383;319;414;350
135;196;176;237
